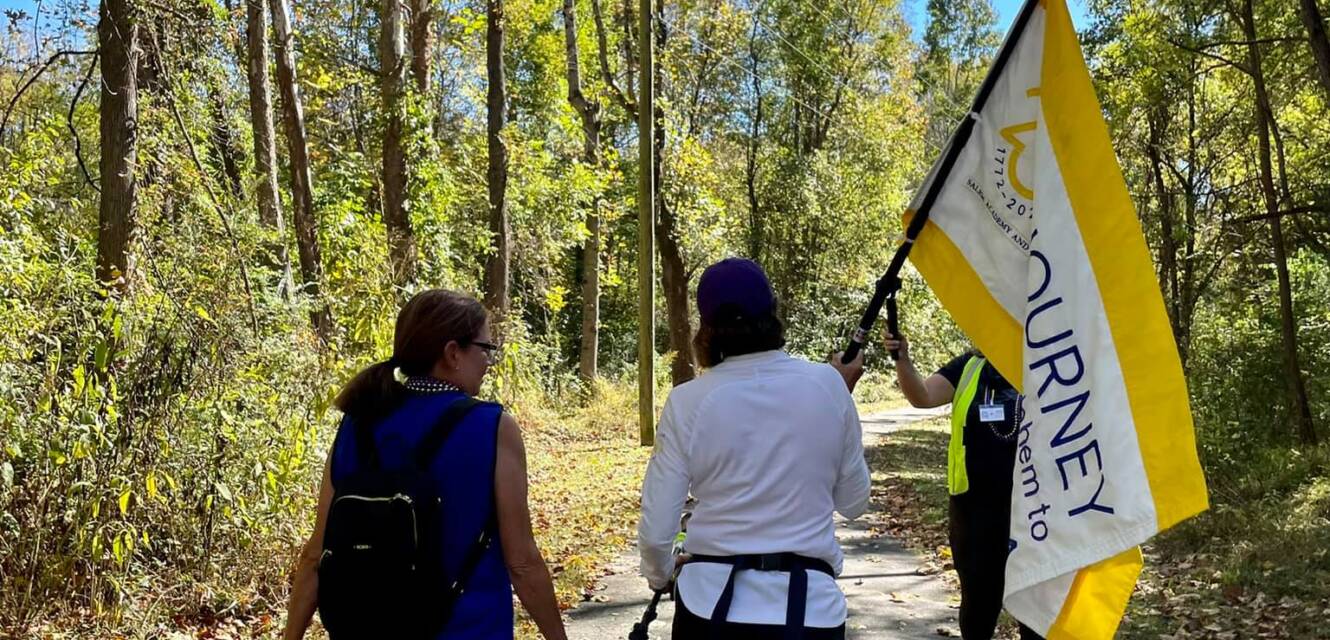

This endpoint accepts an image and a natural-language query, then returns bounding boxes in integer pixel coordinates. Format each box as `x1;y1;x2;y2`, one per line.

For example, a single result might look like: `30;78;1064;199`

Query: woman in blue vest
884;333;1040;640
639;258;870;640
282;289;567;640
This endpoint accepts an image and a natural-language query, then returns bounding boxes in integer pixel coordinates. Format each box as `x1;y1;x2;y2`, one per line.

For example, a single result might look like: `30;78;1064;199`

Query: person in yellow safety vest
884;332;1042;640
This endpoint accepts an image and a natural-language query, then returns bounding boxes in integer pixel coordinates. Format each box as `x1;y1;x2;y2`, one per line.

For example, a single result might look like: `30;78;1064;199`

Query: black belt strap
688;553;834;640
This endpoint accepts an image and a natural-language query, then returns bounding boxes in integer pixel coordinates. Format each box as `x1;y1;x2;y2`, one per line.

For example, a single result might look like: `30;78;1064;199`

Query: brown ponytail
334;290;489;424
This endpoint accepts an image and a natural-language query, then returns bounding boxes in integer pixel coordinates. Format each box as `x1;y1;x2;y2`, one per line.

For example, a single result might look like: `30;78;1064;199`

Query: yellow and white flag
902;0;1208;637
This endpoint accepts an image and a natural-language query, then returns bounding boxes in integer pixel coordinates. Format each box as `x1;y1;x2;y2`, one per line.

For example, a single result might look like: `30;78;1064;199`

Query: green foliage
919;0;1000;93
916;0;999;150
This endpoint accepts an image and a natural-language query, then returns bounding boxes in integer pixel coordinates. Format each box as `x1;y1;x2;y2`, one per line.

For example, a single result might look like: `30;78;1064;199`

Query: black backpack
317;397;497;639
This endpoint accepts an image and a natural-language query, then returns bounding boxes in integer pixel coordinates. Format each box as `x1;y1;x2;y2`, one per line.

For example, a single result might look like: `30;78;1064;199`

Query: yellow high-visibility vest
947;355;987;496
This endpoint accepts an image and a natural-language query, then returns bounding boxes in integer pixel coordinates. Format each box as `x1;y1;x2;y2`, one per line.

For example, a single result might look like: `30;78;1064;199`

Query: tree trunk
484;0;511;317
657;196;694;385
1301;0;1330;101
410;0;434;93
564;0;602;381
97;0;139;292
209;88;244;199
653;0;695;385
590;0;692;384
244;0;284;229
244;0;291;287
580;212;601;381
590;0;634;113
745;16;763;262
1241;0;1318;446
136;13;161;94
622;0;636;104
381;0;417;287
1146;111;1180;342
271;0;333;338
1177;75;1200;370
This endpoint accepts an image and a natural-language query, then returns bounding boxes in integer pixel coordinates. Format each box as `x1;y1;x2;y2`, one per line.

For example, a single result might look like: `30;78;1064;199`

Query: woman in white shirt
638;258;871;640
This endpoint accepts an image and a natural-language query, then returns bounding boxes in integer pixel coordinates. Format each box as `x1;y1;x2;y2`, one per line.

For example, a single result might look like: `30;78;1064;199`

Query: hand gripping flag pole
840;0;1041;365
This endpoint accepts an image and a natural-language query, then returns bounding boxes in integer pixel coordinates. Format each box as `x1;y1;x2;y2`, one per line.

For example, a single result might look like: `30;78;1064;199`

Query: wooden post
637;0;655;446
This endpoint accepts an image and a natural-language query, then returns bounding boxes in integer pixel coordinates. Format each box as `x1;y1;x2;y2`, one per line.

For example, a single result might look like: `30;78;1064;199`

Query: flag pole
840;0;1042;365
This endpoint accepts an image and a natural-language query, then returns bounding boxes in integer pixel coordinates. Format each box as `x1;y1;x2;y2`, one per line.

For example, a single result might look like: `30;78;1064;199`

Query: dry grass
510;378;654;639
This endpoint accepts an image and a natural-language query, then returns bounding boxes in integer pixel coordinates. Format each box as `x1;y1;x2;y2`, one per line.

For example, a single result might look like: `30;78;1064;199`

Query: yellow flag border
1040;0;1208;531
1047;547;1144;639
902;210;1024;383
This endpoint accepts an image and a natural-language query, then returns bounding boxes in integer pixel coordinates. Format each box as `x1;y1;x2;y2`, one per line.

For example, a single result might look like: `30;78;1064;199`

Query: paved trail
564;405;960;639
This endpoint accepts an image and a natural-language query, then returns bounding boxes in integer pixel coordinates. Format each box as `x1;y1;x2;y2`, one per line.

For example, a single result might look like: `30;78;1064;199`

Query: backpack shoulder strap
414;397;483;470
439;405;504;618
351;414;381;472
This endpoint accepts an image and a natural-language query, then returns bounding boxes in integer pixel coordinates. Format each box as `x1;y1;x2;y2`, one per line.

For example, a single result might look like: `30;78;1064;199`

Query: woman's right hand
672;552;692;583
829;350;865;392
495;413;568;640
884;332;911;363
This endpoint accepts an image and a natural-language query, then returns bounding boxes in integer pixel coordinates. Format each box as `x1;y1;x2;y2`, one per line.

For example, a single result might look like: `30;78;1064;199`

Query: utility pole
637;0;656;446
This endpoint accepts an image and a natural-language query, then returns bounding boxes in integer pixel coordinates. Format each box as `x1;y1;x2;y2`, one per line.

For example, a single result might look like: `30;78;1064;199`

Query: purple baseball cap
696;258;776;324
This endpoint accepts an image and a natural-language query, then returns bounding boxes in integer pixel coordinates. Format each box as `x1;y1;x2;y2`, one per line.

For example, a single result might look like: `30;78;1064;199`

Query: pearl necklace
403;376;464;394
986;394;1023;442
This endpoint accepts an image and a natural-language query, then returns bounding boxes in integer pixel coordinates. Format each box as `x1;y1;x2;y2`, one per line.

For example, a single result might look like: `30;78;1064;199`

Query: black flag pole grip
841;271;901;364
885;292;900;358
628;589;665;640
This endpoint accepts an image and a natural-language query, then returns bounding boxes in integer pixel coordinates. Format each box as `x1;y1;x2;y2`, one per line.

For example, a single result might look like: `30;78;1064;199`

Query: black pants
949;491;1043;640
672;595;845;640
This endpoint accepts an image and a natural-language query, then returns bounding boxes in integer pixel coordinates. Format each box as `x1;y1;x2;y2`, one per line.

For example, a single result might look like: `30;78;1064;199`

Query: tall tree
1089;0;1240;370
653;0;694;384
918;0;999;91
96;0;140;291
591;0;634;113
270;0;332;338
745;14;764;262
918;0;999;149
1301;0;1330;101
590;0;695;385
1239;0;1318;445
208;88;244;199
484;0;511;316
381;0;417;287
654;18;696;387
563;0;603;381
410;0;434;93
244;0;288;273
1146;107;1180;337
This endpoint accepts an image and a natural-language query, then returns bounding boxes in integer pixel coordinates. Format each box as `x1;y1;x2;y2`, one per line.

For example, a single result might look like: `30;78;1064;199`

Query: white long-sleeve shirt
638;349;871;627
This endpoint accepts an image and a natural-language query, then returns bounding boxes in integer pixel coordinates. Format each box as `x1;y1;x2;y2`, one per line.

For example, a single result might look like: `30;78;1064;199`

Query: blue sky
995;0;1090;31
1;0;89;46
902;0;1091;37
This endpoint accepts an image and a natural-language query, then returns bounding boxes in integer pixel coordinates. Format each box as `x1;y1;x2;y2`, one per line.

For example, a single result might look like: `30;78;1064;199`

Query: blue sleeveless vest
330;391;514;639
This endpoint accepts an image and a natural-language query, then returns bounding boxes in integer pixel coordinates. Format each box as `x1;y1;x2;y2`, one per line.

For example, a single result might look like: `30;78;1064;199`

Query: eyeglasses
470;340;502;365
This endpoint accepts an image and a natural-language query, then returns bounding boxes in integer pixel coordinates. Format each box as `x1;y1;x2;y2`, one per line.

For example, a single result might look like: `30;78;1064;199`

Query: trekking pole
628;589;665;640
629;506;689;639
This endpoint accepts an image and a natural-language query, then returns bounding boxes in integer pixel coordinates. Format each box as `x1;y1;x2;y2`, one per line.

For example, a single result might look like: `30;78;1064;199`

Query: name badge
979;404;1005;422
